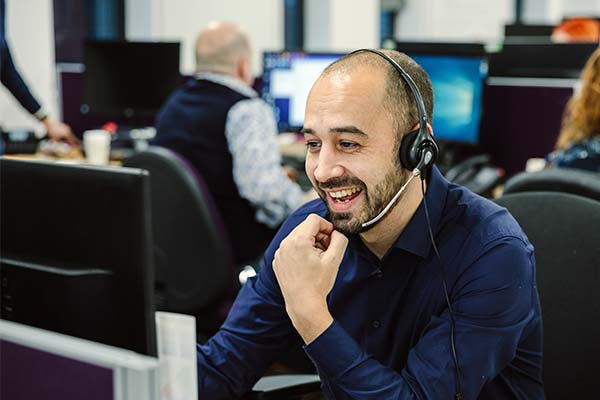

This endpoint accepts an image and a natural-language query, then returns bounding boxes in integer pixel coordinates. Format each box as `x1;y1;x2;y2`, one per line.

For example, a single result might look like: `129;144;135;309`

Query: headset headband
348;48;429;133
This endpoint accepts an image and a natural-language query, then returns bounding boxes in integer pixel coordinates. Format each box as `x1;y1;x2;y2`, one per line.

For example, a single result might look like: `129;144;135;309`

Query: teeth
330;187;361;199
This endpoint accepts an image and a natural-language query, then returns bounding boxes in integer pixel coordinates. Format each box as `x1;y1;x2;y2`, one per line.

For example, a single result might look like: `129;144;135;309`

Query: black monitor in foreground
83;40;180;117
0;159;156;356
396;42;488;145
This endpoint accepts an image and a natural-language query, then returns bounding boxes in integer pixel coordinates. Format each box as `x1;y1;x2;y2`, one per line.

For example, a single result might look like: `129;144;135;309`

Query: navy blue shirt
197;167;544;399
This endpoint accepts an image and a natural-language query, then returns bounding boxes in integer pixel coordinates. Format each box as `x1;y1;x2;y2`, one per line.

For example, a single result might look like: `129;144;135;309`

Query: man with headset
196;50;544;399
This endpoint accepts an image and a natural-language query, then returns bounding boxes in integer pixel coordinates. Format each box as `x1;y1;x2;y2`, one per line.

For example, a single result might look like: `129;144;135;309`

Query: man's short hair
323;50;434;143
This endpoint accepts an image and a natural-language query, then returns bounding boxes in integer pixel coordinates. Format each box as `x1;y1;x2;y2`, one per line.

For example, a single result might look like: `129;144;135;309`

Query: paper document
155;311;198;400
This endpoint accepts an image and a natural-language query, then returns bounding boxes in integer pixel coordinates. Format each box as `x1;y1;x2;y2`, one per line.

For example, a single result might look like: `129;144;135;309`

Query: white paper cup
525;157;546;173
83;130;111;165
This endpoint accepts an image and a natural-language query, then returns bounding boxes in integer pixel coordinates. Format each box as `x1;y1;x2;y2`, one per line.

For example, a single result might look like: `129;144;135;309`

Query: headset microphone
361;150;433;230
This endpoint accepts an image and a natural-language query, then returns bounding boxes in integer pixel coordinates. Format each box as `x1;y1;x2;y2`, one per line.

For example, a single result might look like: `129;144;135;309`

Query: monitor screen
83;41;180;117
408;54;487;144
0;159;157;356
262;52;344;131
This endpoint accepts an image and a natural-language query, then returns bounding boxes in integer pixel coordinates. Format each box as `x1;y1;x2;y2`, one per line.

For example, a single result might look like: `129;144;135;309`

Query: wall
0;0;57;131
395;0;600;42
524;0;600;23
126;0;284;76
395;0;513;43
304;0;379;52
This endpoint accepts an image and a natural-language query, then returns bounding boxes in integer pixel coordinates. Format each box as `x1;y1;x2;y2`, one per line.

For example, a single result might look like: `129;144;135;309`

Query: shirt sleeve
0;37;42;116
196;215;306;399
304;236;541;399
225;98;304;228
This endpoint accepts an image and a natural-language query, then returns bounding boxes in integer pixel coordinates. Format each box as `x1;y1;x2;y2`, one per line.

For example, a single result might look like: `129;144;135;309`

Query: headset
349;49;438;172
353;48;439;229
350;49;464;400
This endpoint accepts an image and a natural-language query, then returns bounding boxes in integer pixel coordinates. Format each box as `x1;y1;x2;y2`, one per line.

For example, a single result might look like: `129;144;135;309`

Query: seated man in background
154;21;312;266
547;46;600;172
195;50;544;399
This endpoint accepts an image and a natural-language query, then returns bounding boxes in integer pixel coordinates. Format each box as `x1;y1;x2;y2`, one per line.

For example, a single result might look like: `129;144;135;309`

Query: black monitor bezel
0;159;157;356
83;40;181;118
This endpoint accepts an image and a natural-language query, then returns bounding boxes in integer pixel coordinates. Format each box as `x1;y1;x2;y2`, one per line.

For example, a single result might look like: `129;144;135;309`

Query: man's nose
312;146;344;183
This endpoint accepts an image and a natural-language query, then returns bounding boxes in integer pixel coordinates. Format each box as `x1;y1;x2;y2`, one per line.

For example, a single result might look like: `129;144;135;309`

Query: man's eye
305;141;321;151
340;141;358;149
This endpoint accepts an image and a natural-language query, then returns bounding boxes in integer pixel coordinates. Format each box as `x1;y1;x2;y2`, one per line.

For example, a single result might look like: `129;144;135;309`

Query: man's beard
316;168;410;235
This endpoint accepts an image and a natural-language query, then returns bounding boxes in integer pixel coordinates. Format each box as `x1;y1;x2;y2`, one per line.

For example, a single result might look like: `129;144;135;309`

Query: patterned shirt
546;135;600;173
196;72;305;228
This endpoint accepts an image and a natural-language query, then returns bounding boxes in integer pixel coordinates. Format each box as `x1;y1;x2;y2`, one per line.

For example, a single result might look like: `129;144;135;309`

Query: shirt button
372;320;381;329
376;270;384;278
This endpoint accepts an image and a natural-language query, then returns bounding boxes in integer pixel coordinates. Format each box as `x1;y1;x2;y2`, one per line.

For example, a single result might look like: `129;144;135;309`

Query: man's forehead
308;67;386;105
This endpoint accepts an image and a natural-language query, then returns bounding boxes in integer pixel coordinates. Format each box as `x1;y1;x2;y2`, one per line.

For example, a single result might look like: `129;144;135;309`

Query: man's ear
238;56;253;85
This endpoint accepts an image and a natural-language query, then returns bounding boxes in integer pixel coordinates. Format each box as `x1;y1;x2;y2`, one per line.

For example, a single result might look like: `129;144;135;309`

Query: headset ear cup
399;129;420;170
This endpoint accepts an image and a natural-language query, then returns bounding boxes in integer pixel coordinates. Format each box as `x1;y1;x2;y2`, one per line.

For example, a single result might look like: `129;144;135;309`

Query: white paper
155;311;198;400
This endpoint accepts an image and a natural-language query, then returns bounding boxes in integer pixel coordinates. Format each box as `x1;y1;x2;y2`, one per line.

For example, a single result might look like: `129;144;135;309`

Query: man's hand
43;118;79;144
273;214;348;344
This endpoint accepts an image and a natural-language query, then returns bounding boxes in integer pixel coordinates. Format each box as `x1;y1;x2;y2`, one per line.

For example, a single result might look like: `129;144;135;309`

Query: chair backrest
123;146;233;314
494;192;600;399
503;167;600;201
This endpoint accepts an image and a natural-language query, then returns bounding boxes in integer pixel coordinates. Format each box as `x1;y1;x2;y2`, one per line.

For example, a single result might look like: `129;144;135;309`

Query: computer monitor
396;42;488;145
0;159;157;356
261;51;344;131
83;40;180;117
487;43;597;79
504;24;554;40
478;78;575;176
0;320;159;400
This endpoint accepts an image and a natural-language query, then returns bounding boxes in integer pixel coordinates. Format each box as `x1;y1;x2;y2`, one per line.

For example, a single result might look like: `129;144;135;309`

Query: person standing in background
0;0;76;143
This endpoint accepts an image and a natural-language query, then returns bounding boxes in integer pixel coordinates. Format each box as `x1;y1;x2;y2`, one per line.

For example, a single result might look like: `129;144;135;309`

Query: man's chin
330;212;364;235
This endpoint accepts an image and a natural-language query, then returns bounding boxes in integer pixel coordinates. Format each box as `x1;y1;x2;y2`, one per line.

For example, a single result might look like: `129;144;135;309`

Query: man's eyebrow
331;126;368;137
300;126;368;137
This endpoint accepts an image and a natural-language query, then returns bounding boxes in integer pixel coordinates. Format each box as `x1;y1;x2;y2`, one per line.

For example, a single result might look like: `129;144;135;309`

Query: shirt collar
195;72;257;98
391;166;448;259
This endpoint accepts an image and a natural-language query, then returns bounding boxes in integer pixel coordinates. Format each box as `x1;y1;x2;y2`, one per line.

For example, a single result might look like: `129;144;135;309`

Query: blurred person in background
547;46;600;172
551;17;600;43
0;0;76;143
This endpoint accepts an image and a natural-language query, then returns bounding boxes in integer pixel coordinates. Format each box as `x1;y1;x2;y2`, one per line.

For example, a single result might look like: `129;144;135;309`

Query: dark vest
154;79;276;265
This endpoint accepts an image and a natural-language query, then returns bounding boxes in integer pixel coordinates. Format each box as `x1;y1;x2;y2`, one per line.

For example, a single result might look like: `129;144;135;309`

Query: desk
2;149;122;167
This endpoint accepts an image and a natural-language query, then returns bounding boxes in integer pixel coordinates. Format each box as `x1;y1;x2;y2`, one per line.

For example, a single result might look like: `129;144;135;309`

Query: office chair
123;146;236;336
495;192;600;399
502;167;600;201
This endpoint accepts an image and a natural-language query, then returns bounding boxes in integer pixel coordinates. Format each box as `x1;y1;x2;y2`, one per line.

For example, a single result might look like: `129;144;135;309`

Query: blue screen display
262;52;344;131
408;54;487;144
